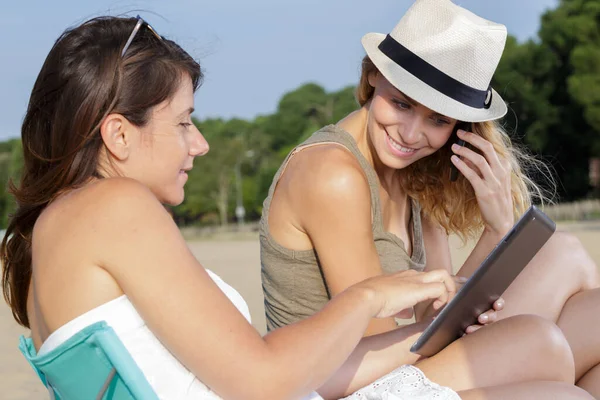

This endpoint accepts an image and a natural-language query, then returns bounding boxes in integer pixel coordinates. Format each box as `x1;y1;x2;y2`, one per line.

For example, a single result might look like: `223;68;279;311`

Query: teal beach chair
19;321;159;400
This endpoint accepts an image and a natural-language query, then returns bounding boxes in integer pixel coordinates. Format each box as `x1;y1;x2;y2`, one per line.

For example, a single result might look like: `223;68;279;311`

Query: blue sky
0;0;558;141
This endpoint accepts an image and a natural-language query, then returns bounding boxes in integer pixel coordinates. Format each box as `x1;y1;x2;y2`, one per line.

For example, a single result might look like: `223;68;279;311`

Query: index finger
493;297;505;311
456;129;502;171
422;270;457;301
453;275;468;288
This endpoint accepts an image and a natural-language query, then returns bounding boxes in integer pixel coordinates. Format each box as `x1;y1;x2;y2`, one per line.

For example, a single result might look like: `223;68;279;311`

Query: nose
399;117;422;145
189;125;209;157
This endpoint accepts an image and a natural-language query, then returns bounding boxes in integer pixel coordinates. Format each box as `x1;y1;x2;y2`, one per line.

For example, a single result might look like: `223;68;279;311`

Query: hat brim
362;33;507;123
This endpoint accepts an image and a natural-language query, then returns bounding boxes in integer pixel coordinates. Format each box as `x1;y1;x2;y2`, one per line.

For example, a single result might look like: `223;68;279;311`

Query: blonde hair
356;56;555;240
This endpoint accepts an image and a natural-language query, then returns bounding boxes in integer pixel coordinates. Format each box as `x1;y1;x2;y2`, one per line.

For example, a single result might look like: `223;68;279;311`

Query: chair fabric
19;321;159;400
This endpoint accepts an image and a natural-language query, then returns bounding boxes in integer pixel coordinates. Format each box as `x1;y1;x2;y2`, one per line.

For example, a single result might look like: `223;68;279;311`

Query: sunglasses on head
121;15;163;57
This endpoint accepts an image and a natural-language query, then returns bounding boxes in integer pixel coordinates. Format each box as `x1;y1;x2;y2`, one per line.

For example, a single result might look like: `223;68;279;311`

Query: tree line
0;0;599;228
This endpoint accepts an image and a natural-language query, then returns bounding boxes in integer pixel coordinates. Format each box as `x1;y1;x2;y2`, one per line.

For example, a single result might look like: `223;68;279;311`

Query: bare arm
414;213;454;321
94;178;452;400
413;214;502;322
449;128;514;278
456;229;505;278
417;128;514;328
289;146;399;336
318;319;431;399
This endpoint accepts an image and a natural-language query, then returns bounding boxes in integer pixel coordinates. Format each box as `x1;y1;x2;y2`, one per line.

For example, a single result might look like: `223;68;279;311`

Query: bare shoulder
284;144;370;203
35;178;172;247
84;177;160;209
30;179;181;327
84;178;176;236
275;144;373;231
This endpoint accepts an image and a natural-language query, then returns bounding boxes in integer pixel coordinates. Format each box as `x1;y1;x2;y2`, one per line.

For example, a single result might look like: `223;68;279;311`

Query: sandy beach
1;221;600;399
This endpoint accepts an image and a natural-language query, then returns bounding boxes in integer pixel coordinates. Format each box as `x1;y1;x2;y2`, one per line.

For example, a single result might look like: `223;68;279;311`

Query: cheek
430;131;453;150
162;135;188;160
370;96;402;126
176;134;189;154
144;139;185;178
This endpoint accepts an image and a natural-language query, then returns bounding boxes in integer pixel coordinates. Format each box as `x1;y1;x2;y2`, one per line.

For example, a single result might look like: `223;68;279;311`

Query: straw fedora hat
362;0;508;122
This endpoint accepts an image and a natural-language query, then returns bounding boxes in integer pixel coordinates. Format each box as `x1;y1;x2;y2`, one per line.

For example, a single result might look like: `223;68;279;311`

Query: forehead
153;75;195;116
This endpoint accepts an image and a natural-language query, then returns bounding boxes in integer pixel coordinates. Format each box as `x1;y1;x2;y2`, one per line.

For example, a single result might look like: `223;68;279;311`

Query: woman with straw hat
261;0;600;397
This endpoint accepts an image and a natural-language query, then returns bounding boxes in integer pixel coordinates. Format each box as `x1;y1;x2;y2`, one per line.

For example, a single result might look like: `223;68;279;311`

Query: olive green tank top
260;124;426;331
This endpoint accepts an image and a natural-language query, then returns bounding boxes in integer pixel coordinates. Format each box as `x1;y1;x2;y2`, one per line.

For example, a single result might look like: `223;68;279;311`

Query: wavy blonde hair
356;56;555;240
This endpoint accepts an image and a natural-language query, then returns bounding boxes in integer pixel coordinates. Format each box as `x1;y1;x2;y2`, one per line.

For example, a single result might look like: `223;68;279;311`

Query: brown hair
356;56;378;107
356;56;554;240
1;16;202;328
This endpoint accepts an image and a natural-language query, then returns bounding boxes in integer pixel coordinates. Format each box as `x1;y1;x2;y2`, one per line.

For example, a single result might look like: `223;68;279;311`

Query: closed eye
391;98;411;110
179;122;193;128
431;117;450;126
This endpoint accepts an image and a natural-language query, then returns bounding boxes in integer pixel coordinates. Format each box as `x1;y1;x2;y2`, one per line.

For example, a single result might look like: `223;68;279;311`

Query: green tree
493;0;600;200
177;118;250;225
1;140;23;227
561;1;600;155
262;83;329;151
0;151;11;228
537;0;600;199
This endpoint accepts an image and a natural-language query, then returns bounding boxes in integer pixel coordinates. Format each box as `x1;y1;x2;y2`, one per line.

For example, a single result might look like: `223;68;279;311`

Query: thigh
499;231;599;322
576;363;600;399
458;381;594;400
416;315;574;392
557;288;600;380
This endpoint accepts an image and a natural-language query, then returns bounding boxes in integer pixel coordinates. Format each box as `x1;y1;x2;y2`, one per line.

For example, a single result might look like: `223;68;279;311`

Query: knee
553;231;600;289
510;314;575;383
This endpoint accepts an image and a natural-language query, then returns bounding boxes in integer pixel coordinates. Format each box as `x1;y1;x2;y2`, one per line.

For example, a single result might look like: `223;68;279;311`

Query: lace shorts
341;365;460;400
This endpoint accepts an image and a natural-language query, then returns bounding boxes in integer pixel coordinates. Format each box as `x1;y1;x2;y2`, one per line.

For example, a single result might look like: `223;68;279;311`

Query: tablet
410;205;556;357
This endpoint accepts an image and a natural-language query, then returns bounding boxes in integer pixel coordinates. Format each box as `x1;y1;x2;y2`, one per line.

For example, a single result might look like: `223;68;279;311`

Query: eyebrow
177;107;195;119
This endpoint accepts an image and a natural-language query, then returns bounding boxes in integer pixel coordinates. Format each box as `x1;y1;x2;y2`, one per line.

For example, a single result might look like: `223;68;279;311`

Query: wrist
347;283;382;318
483;224;511;241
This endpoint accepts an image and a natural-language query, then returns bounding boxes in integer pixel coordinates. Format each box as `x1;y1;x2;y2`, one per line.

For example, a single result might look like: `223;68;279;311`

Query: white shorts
341;365;460;400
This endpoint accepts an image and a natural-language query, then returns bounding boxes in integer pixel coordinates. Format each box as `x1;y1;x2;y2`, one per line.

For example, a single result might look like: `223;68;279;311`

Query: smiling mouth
386;132;417;154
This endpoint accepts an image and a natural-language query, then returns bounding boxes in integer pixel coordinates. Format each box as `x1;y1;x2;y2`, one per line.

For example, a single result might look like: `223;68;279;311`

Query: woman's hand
464;297;505;335
451;274;505;334
417;275;468;320
356;269;457;319
450;128;514;237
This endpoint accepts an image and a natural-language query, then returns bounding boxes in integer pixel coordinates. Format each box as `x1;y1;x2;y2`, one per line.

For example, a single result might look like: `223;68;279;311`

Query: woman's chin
169;195;185;207
161;190;185;207
378;151;415;170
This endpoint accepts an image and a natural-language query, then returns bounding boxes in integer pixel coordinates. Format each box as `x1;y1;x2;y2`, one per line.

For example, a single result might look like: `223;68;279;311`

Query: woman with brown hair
0;11;592;400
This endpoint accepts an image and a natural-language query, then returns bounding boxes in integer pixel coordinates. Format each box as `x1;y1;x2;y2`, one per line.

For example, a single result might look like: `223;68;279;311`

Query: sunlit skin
16;11;597;398
363;73;456;180
98;75;209;205
261;65;593;397
24;68;474;398
268;64;600;397
268;69;506;338
336;72;505;332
